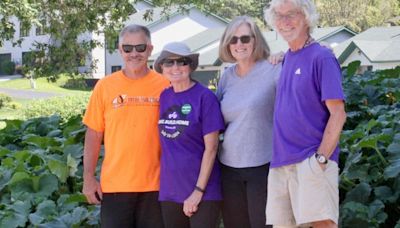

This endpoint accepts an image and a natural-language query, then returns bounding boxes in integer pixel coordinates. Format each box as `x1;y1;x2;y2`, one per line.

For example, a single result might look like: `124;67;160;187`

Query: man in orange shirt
82;24;170;227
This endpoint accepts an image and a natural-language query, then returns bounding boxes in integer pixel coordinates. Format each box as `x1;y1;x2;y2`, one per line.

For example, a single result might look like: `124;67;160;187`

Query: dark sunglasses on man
229;35;254;45
122;44;147;53
162;57;192;68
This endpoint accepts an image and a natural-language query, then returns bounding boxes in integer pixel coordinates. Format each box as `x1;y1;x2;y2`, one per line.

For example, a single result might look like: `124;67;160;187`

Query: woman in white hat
154;42;225;228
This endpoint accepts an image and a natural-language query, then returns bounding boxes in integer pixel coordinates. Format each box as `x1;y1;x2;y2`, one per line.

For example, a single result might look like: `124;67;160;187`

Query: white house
334;26;400;71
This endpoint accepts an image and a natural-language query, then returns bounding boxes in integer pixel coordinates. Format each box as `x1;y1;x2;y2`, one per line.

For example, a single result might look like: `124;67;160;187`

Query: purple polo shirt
271;43;345;168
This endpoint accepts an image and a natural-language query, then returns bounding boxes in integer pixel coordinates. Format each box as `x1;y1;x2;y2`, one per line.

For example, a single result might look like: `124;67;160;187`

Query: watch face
318;156;326;163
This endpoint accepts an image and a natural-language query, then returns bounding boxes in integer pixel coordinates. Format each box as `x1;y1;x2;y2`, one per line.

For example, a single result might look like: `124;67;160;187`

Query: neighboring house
334;26;400;71
168;26;356;85
105;1;229;77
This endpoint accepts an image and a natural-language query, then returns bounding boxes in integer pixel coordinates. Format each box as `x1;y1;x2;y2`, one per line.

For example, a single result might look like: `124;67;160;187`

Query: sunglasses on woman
122;44;147;53
162;57;192;67
229;35;254;45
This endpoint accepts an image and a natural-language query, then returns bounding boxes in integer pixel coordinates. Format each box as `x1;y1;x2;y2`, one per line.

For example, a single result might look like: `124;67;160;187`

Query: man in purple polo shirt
264;0;347;228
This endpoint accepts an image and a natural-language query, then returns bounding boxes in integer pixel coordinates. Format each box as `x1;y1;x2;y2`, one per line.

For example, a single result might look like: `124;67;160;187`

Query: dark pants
221;163;271;228
101;192;164;228
161;201;221;228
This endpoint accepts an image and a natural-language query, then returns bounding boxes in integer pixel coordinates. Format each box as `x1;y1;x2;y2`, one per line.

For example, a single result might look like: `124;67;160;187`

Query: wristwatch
315;153;328;164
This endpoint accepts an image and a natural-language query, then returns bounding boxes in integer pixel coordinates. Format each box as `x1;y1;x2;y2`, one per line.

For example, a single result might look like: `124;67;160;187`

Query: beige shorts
266;155;339;226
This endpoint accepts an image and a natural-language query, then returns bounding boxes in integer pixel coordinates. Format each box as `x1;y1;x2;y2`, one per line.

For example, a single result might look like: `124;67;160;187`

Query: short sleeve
82;81;105;132
201;90;225;136
317;57;345;102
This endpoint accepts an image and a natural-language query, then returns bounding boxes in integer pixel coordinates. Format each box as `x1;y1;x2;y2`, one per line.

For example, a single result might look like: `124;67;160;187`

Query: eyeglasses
274;11;300;22
122;44;147;53
229;35;253;45
162;57;192;67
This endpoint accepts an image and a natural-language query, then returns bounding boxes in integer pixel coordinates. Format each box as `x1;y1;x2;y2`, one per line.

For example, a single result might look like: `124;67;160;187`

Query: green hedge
21;94;90;122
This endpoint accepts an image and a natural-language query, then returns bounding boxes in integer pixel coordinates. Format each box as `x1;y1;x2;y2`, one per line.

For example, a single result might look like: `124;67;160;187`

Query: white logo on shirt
295;68;301;75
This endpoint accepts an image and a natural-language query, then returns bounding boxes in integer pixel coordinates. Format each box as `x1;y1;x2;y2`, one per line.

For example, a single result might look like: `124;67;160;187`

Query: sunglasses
122;44;147;53
229;35;253;45
162;57;192;67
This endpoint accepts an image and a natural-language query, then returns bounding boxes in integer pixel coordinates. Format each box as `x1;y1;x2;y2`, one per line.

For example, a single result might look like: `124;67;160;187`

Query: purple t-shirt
272;43;345;168
158;82;225;203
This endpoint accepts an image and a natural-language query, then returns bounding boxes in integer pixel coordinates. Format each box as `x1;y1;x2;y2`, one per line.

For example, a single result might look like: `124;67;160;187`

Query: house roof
150;26;356;67
264;26;356;53
128;5;229;28
335;26;400;63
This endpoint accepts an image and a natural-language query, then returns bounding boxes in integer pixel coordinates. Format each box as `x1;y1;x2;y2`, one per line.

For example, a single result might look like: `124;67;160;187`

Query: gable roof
264;26;355;53
128;5;229;28
335;26;400;63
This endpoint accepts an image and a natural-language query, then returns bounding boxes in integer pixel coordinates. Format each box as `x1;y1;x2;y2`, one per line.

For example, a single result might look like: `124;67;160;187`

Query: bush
0;60;16;75
0;115;100;227
0;93;12;109
339;62;400;227
21;94;90;122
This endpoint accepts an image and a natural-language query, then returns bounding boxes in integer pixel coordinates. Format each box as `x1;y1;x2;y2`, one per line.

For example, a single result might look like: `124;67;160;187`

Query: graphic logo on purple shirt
159;104;192;139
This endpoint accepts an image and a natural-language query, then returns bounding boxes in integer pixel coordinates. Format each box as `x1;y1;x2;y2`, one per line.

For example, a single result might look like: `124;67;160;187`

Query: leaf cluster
0;115;101;227
339;62;400;227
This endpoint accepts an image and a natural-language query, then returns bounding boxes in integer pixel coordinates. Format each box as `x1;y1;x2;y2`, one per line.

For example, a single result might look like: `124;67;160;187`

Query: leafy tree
316;0;400;32
0;0;135;79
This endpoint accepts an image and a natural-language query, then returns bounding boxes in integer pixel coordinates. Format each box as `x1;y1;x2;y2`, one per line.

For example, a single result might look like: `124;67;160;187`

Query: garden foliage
339;61;400;227
0;115;100;227
0;62;399;227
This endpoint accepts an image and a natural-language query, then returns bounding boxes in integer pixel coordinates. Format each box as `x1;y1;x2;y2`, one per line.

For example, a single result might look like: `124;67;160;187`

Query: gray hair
119;24;151;45
264;0;319;33
219;16;270;63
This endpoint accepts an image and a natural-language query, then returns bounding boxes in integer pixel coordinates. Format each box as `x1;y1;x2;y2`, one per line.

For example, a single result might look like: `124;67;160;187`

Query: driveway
0;87;61;99
0;75;61;99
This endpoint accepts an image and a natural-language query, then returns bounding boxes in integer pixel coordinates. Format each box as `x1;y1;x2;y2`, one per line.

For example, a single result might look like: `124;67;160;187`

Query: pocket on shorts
308;155;325;175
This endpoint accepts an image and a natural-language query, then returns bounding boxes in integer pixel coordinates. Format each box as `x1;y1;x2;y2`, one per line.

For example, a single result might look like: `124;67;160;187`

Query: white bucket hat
154;42;199;73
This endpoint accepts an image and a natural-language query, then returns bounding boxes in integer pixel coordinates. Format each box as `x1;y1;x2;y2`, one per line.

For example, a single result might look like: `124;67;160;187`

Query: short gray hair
264;0;319;33
119;24;151;45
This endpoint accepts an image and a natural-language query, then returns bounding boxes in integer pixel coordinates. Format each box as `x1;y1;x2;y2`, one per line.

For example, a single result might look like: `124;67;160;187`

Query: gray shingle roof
335;26;400;63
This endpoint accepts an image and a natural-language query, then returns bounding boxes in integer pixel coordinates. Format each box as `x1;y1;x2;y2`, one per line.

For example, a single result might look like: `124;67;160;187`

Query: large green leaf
374;186;397;203
384;143;400;179
48;159;69;183
63;144;83;159
344;182;371;203
8;171;30;186
0;201;31;228
36;174;59;198
28;200;56;225
346;60;361;77
22;135;60;149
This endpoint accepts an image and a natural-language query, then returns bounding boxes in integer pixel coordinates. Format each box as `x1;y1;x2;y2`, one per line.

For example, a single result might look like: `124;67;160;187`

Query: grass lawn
0;75;91;122
0;75;91;95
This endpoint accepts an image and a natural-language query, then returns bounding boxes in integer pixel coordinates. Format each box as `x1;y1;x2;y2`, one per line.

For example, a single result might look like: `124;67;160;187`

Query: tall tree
316;0;400;32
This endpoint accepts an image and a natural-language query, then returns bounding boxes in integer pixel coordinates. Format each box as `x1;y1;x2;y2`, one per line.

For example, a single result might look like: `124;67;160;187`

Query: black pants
221;163;271;228
161;201;221;228
101;192;164;228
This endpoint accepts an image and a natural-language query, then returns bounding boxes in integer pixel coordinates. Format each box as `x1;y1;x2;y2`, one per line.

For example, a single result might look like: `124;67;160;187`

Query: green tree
0;0;135;79
316;0;400;32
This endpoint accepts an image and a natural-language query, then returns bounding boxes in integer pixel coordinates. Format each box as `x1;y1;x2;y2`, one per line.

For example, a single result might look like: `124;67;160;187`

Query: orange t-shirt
83;70;170;192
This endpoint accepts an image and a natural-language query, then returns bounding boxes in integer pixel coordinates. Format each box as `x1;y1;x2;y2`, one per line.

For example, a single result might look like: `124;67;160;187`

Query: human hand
268;51;284;65
83;176;102;204
183;190;203;217
318;163;327;171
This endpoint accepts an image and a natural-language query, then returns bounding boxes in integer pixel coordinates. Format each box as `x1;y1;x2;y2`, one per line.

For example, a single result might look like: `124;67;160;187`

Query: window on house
20;24;30;37
111;66;122;72
36;20;47;36
22;51;36;66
